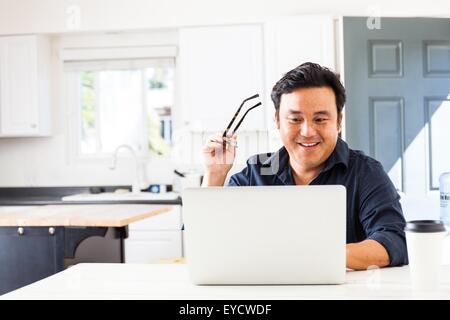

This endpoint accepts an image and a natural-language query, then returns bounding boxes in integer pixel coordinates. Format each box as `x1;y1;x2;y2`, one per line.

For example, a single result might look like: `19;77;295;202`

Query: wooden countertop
0;204;172;227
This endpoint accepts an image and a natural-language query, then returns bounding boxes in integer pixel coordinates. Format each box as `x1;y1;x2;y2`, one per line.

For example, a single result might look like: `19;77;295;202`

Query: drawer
128;205;182;231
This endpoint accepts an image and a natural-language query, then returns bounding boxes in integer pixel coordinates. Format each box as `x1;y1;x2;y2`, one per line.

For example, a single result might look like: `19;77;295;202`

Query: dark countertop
0;186;182;206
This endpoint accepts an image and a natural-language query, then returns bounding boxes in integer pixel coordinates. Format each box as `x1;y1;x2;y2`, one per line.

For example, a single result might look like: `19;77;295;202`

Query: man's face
276;87;342;172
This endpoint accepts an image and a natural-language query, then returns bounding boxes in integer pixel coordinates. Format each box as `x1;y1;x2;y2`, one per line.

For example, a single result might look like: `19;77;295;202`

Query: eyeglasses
222;94;262;140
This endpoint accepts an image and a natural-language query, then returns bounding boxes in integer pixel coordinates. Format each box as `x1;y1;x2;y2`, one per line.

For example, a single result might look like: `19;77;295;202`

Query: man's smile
297;142;321;149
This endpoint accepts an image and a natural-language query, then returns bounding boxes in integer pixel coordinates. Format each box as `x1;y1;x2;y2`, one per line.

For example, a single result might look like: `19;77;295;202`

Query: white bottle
440;172;450;226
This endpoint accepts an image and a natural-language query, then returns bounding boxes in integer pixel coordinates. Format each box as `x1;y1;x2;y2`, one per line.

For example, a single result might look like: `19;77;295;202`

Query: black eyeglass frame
222;94;262;139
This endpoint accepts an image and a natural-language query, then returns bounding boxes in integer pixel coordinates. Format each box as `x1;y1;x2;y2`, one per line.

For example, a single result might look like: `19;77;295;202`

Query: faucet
110;144;141;194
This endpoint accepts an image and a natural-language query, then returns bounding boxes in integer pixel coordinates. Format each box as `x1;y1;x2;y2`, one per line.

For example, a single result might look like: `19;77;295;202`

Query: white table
3;264;450;299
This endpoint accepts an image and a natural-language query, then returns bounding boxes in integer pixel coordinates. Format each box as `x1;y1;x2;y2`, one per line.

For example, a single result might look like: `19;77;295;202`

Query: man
202;62;408;270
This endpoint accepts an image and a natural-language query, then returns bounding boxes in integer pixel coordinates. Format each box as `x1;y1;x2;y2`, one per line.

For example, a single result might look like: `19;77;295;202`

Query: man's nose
300;121;317;137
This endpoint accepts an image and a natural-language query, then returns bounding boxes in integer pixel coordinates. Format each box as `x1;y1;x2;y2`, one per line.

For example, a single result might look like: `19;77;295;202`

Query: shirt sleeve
227;166;250;186
358;159;408;267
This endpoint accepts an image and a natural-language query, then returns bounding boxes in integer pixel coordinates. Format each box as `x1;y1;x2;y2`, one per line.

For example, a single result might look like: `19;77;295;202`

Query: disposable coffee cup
405;220;448;291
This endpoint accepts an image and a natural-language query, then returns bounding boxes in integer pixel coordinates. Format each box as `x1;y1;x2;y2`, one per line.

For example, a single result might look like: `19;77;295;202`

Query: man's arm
346;239;390;270
355;159;408;268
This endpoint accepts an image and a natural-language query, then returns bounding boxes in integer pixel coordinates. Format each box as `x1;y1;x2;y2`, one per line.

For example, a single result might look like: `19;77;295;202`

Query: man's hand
346;239;390;270
201;134;237;186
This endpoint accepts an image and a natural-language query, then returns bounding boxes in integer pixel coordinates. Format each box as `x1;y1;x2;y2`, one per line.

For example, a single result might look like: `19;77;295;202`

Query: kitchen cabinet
0;204;168;294
178;25;265;132
444;236;450;265
264;16;337;149
264;16;336;90
0;35;51;137
124;205;183;263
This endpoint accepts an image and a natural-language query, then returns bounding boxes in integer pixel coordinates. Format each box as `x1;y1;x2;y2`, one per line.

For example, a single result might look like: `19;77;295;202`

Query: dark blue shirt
228;138;408;267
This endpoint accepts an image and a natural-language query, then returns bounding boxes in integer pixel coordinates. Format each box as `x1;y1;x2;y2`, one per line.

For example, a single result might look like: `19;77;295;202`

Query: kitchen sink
61;191;180;202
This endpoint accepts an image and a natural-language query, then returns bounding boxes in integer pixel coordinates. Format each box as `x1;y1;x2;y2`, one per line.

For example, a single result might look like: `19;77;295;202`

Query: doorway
343;17;450;220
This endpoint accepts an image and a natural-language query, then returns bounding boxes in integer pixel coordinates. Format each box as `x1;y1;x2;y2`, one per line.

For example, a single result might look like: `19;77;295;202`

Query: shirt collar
321;137;349;173
263;137;349;185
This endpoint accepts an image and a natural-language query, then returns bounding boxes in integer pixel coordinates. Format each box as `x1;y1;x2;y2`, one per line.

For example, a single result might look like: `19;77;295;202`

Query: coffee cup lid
405;220;446;233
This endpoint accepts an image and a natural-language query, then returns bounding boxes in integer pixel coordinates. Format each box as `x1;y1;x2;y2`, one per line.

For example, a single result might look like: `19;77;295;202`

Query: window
65;58;175;157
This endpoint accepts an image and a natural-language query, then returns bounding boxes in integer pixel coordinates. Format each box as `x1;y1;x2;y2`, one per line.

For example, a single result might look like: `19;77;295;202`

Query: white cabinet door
444;235;450;265
124;231;182;263
264;16;336;149
179;25;265;132
0;35;51;136
125;205;183;263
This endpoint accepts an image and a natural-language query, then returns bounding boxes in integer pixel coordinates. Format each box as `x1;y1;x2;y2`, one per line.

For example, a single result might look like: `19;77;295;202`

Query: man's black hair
271;62;346;115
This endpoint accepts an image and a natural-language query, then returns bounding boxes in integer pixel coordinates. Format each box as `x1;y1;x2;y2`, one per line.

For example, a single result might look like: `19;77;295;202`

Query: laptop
182;185;346;285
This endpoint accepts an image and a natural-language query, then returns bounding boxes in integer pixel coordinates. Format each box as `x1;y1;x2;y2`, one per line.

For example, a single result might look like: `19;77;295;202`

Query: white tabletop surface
3;263;450;300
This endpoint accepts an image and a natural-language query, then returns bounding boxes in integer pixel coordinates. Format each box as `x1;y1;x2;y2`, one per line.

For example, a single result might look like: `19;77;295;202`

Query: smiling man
202;62;408;270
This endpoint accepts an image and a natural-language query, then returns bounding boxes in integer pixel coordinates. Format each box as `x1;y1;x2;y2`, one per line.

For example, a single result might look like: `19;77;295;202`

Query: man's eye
315;118;327;123
288;118;300;123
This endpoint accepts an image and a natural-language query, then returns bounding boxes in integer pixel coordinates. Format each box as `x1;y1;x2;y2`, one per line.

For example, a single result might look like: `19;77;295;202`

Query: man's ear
337;112;343;133
275;111;280;129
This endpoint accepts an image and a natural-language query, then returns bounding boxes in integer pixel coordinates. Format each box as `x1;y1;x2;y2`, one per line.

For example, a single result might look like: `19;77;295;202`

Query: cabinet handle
30;124;37;129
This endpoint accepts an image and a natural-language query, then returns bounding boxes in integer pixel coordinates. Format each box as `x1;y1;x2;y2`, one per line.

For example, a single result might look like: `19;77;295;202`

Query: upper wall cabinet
178;25;265;132
0;35;51;137
264;16;336;83
263;16;336;148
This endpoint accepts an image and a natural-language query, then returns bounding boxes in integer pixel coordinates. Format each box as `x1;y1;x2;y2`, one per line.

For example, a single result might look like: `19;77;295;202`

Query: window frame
64;49;176;164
